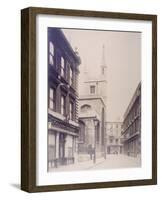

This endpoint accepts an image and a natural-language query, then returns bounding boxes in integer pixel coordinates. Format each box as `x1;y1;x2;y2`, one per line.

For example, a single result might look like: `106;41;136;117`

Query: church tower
80;44;108;105
78;44;108;150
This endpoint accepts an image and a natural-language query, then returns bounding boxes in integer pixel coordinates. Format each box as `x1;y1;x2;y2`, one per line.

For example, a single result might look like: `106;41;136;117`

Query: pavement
49;157;105;172
49;154;141;172
88;154;141;170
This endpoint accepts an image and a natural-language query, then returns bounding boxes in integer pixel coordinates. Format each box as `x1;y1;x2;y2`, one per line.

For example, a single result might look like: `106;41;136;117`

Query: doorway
59;133;66;165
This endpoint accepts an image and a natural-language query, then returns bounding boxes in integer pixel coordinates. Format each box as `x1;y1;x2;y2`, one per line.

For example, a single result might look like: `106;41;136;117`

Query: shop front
48;118;79;169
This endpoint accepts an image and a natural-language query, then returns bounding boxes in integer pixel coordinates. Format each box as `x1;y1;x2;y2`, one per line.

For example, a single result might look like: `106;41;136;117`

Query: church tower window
90;85;95;94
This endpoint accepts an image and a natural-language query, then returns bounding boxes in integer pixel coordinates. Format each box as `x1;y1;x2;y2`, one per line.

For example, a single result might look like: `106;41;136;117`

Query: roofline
49;27;81;65
58;29;81;65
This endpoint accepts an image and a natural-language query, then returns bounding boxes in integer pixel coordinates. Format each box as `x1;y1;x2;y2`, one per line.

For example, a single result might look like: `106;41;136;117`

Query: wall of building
80;79;107;103
106;122;123;154
78;97;105;151
122;83;141;157
79;98;105;121
48;28;80;168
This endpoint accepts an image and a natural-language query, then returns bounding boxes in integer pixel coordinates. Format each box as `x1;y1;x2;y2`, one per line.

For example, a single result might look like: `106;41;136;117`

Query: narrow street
88;154;141;170
49;154;141;172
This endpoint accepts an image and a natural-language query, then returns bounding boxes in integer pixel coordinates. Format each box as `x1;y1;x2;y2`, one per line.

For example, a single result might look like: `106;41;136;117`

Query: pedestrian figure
88;145;93;160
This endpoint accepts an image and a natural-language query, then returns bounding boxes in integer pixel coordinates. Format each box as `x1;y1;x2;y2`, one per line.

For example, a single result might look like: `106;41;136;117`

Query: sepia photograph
47;27;141;172
21;7;157;192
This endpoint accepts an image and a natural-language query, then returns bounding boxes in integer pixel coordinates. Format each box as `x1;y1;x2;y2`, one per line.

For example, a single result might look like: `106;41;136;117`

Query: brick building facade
48;28;81;169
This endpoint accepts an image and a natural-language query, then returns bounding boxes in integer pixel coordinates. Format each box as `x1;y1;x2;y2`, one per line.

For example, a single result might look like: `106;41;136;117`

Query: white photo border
36;14;152;186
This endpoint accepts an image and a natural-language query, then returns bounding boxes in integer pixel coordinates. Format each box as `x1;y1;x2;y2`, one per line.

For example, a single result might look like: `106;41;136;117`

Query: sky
63;29;141;122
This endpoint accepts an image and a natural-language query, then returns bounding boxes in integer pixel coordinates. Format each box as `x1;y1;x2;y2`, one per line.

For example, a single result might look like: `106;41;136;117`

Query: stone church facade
78;45;107;161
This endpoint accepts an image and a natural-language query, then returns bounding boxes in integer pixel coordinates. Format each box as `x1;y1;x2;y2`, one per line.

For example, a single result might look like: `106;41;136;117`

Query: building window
49;41;54;65
135;107;137;117
49;88;56;110
109;136;113;143
137;105;139;116
69;101;74;121
134;121;136;132
61;95;66;116
136;119;138;132
60;56;65;77
81;104;92;112
69;66;74;86
110;138;113;143
132;109;135;119
90;85;95;94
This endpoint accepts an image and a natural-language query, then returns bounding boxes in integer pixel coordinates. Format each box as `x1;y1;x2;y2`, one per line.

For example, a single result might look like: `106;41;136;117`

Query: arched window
81;104;91;112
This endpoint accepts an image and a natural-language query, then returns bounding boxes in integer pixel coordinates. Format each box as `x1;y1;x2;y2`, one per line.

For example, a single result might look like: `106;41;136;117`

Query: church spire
101;44;107;76
102;45;106;66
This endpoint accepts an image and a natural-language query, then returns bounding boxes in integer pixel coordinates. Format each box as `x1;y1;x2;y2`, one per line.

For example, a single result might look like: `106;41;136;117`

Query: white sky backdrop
63;29;141;121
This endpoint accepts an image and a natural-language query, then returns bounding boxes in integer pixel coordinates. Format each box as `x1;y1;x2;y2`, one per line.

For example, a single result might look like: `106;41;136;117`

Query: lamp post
93;118;99;164
104;126;107;160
